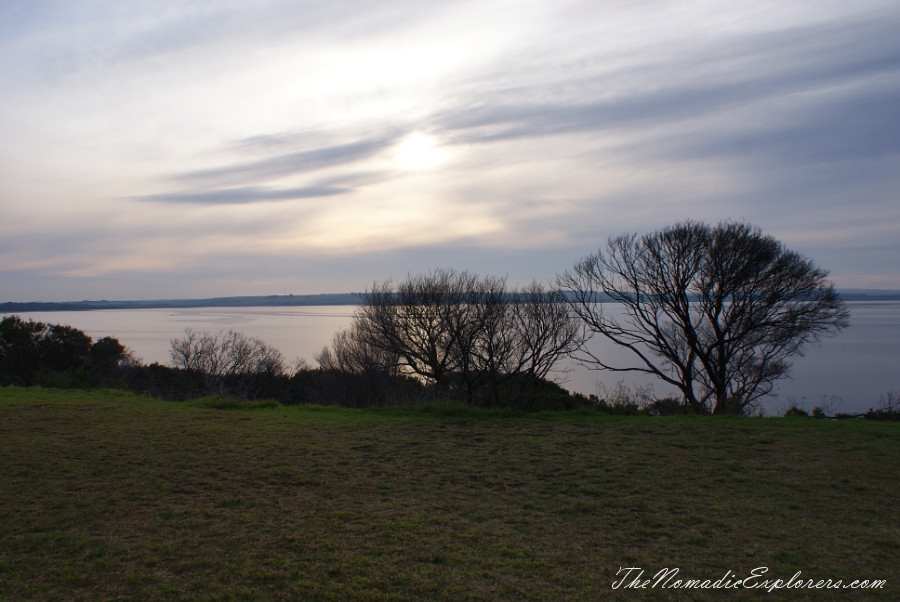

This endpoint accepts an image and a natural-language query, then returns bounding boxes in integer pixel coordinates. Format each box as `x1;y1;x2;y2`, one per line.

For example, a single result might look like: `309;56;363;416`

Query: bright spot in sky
392;132;448;171
1;0;899;301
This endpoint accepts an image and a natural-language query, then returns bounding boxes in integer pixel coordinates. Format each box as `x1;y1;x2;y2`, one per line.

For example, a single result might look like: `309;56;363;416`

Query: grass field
1;387;898;600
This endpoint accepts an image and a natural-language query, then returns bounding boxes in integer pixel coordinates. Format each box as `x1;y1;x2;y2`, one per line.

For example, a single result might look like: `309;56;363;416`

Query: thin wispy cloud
172;136;398;187
1;0;898;301
134;186;348;205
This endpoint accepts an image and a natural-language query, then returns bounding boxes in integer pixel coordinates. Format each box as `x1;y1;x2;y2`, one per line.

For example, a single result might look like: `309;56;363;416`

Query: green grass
1;387;897;601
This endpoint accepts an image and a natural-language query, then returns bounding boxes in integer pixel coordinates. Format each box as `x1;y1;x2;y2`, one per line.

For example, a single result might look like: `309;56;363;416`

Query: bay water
6;301;898;415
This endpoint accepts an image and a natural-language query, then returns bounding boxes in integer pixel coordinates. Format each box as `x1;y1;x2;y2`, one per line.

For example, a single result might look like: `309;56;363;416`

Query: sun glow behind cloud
391;132;452;172
1;0;899;300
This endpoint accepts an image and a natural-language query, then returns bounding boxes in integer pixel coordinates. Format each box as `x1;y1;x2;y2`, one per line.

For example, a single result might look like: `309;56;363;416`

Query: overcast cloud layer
1;0;899;301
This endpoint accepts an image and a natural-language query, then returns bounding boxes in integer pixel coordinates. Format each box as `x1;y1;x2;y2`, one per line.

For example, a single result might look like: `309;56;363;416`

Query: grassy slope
0;388;897;601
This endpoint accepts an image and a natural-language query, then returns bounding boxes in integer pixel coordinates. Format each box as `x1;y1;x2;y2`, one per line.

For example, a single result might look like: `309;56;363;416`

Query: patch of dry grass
0;387;897;600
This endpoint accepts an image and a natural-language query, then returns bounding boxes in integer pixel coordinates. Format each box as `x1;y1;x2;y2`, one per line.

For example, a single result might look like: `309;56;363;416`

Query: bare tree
355;269;480;392
452;274;514;403
314;324;411;406
353;269;584;406
315;326;401;377
558;221;849;414
510;282;587;382
170;329;286;397
463;282;587;405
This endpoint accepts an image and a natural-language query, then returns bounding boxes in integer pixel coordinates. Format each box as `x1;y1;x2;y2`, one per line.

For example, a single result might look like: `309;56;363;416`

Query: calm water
6;302;899;415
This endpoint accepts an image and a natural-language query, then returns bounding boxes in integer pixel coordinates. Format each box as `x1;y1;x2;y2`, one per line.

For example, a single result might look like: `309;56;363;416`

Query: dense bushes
0;316;137;387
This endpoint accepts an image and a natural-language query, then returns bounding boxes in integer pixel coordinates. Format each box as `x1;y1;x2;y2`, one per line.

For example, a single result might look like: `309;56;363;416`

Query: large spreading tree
558;221;850;414
350;269;586;406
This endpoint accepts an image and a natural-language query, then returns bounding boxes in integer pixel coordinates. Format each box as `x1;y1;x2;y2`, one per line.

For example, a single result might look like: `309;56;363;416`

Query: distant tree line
0;293;364;313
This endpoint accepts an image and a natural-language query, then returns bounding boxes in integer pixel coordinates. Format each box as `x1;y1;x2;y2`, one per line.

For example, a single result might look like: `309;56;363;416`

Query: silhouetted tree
355;269;481;394
170;329;286;398
558;221;850;414
353;269;585;406
0;316;134;387
89;336;140;384
314;324;412;406
511;282;586;382
0;316;45;385
315;325;402;378
39;324;92;373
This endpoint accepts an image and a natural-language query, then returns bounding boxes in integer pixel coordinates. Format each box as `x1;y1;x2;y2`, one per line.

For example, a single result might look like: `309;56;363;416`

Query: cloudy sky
2;0;899;301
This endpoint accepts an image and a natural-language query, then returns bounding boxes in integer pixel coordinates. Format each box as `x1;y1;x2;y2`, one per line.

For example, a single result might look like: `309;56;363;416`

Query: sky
2;0;899;302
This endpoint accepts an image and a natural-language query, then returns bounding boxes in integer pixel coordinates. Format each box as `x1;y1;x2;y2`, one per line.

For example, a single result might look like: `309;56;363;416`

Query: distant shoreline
0;293;364;313
2;289;899;313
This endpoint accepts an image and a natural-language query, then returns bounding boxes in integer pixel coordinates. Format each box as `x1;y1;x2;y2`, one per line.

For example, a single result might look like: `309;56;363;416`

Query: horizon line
4;288;900;312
